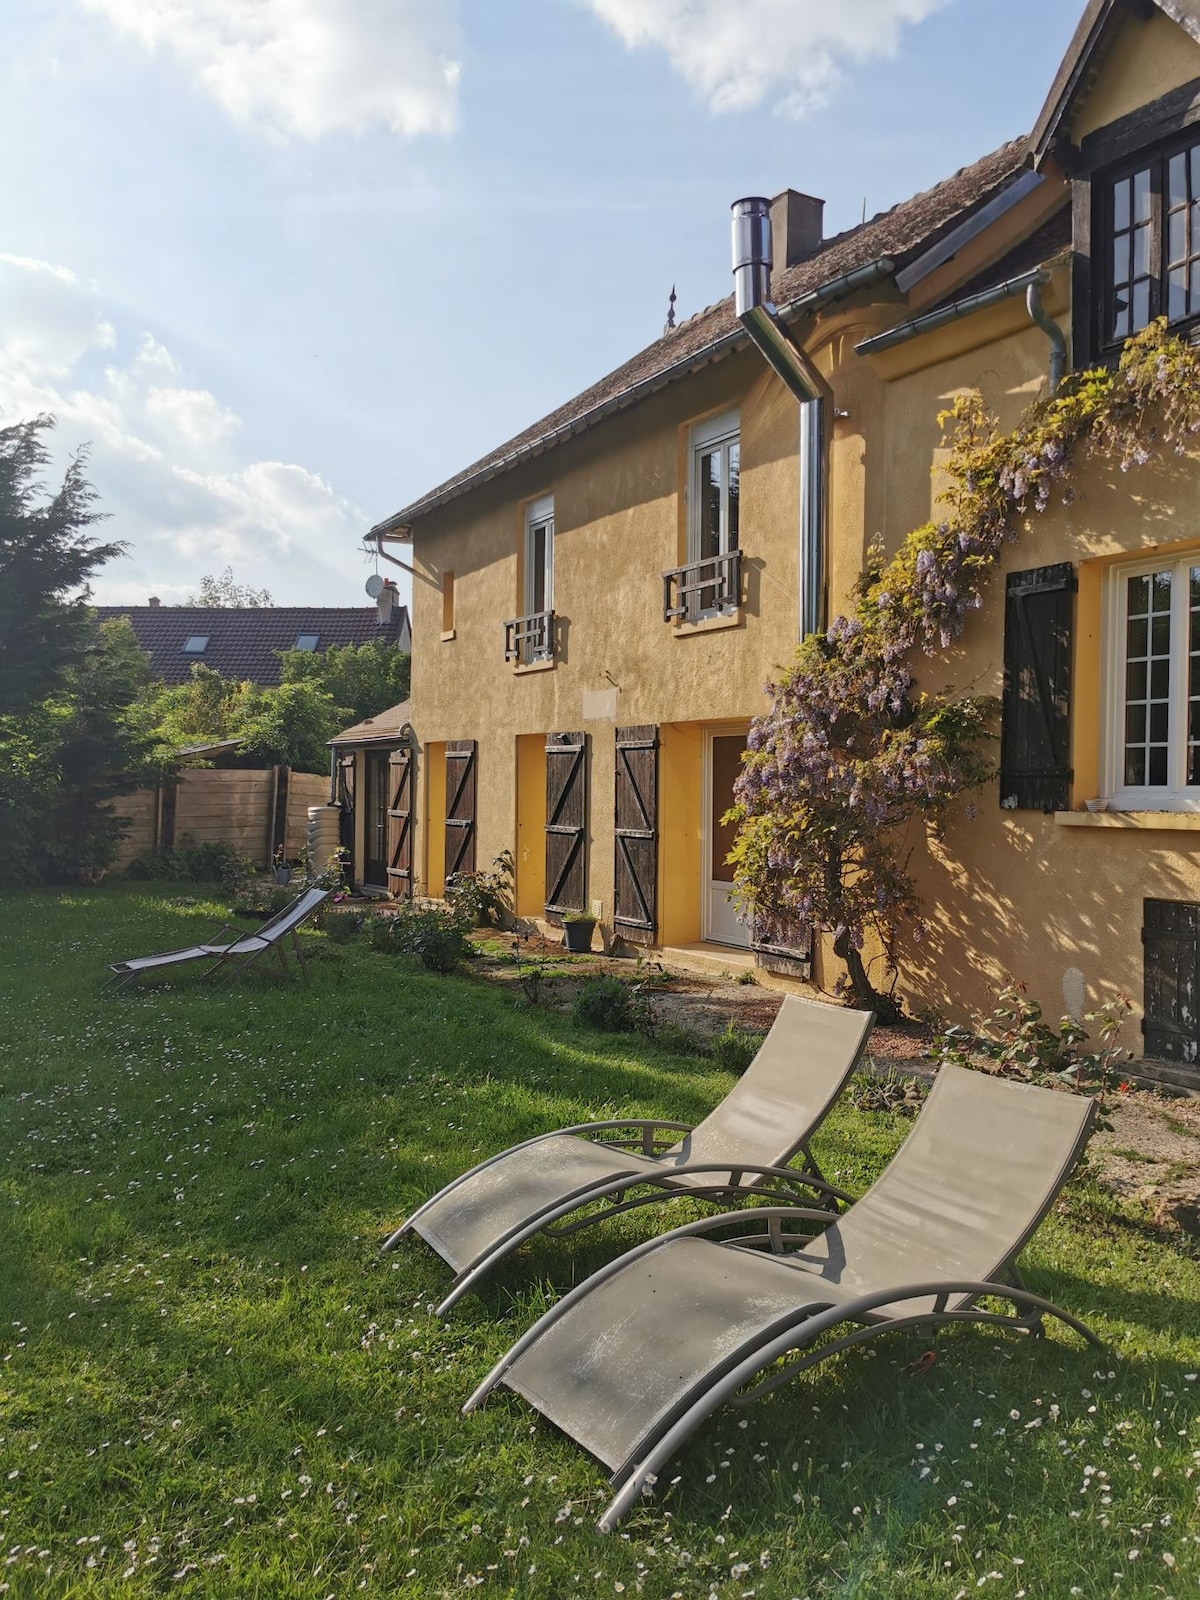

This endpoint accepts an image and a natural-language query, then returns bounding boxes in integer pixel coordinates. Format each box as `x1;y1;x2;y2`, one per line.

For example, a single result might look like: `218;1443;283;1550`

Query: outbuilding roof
95;605;411;687
371;137;1032;537
328;699;414;748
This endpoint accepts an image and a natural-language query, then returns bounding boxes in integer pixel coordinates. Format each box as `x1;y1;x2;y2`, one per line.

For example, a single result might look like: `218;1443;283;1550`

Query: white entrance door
704;730;751;948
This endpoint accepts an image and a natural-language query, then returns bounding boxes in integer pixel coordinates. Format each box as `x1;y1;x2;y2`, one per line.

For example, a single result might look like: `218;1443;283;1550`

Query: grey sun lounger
384;994;875;1316
108;886;331;990
466;1064;1100;1530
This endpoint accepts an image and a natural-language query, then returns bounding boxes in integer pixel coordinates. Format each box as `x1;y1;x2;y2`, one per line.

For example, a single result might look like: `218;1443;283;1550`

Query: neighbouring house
367;0;1200;1083
327;700;415;894
94;593;411;686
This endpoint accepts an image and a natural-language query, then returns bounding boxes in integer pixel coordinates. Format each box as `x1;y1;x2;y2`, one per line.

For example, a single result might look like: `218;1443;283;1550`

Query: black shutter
386;740;414;900
614;725;657;944
751;914;812;979
1142;899;1200;1068
999;563;1076;813
545;731;587;921
445;741;477;880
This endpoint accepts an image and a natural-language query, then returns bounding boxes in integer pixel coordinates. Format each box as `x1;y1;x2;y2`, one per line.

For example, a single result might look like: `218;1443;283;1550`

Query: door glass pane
710;736;746;880
699;448;721;561
528;523;548;613
726;441;740;553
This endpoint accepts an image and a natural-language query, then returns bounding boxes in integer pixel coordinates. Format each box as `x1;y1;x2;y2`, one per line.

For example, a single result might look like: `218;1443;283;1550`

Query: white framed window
1104;553;1200;809
523;494;554;657
687;409;740;615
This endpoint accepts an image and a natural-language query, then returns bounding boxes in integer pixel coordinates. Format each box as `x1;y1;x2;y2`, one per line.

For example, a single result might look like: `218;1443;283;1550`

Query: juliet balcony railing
504;609;556;666
662;548;741;622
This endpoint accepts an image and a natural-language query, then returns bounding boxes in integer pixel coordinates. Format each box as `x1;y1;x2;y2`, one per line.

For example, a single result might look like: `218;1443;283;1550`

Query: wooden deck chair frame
383;995;875;1316
464;1065;1103;1531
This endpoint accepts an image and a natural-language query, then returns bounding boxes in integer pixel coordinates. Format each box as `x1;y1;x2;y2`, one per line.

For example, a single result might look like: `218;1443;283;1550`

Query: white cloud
0;252;366;604
580;0;952;117
79;0;462;141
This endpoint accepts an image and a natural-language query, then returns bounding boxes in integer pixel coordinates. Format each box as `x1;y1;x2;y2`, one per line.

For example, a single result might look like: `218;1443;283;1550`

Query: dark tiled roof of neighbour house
372;136;1034;535
94;606;410;687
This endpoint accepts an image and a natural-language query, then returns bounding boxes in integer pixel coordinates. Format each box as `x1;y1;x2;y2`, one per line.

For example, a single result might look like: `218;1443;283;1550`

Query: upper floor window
293;633;319;651
524;494;554;622
689;409;740;568
1102;134;1200;349
1105;553;1200;809
182;634;209;654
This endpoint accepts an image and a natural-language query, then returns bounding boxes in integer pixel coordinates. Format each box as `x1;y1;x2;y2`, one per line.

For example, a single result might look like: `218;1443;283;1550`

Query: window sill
1054;810;1200;830
513;657;556;675
441;629;456;642
672;609;741;637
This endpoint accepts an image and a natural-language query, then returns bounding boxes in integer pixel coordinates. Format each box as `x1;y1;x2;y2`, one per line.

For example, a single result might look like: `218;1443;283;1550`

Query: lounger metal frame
107;888;328;992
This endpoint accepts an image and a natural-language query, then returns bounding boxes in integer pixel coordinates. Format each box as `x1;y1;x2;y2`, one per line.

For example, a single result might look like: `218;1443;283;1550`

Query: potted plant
561;910;596;953
273;846;292;886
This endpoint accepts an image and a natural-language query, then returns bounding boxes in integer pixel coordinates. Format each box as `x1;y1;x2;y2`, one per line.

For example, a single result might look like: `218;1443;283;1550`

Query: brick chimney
770;190;824;278
148;595;161;607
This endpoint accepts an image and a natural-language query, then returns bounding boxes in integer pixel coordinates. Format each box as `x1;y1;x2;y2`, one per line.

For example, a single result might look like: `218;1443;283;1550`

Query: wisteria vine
728;320;1200;1007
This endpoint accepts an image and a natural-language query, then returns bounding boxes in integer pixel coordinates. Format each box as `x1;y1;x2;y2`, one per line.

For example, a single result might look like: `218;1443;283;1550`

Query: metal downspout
1025;278;1066;395
732;197;832;639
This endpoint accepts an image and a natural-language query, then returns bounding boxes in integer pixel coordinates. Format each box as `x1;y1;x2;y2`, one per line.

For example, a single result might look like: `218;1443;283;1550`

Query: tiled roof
328;699;414;747
94;605;411;687
373;137;1031;534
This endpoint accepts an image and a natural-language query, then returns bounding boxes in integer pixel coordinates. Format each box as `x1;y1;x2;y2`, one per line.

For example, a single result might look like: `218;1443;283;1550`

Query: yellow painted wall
424;742;446;899
1071;10;1200;142
515;733;546;917
658;722;703;947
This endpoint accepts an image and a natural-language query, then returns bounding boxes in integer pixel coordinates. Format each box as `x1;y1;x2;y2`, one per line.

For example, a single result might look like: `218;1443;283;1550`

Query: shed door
614;725;658;945
386;741;414;901
445;740;477;881
363;750;389;888
545;730;587;920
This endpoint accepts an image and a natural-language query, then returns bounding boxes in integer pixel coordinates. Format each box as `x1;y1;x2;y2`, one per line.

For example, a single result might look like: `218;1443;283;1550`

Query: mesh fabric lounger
384;994;874;1316
467;1065;1101;1530
108;886;331;990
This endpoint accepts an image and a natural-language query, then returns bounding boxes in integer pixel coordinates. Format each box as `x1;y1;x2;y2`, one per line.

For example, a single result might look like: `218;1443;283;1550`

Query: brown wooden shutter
545;731;587;920
999;563;1075;813
751;916;812;978
386;741;414;900
1142;899;1200;1068
445;740;477;880
613;725;658;945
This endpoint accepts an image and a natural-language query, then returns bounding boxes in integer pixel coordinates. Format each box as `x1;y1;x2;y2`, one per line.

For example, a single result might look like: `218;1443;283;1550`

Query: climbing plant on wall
728;320;1200;1011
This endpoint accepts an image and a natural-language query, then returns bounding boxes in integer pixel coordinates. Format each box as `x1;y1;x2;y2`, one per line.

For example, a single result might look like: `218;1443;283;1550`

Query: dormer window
294;633;319;651
182;635;209;654
1101;133;1200;351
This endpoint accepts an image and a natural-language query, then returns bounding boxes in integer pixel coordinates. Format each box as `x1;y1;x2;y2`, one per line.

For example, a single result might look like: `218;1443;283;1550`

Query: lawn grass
0;883;1197;1599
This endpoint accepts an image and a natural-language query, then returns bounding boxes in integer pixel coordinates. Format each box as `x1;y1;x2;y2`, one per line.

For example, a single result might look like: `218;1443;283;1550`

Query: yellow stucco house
363;0;1200;1081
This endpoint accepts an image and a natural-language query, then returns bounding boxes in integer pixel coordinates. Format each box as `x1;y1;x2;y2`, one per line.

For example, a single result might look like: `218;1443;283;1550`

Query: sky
0;0;1088;612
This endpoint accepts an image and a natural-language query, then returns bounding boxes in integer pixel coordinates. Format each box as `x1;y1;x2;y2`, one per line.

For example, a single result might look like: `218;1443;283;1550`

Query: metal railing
504;609;556;665
662;549;741;622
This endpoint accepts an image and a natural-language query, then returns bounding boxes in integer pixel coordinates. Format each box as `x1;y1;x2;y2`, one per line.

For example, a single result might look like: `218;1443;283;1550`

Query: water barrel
307;804;342;874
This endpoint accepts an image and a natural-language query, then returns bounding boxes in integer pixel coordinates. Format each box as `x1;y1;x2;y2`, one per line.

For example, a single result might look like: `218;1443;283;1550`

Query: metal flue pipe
731;197;831;639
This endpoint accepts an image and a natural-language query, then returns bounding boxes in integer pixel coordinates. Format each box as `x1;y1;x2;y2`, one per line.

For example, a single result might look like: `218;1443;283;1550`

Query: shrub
572;975;649;1034
367;903;473;973
125;840;251;884
928;981;1133;1092
709;1022;763;1075
445;850;514;928
323;911;364;944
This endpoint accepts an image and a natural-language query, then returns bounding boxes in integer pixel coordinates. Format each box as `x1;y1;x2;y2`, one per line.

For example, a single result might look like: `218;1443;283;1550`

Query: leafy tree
277;636;410;724
0;416;123;715
135;666;337;774
187;566;273;607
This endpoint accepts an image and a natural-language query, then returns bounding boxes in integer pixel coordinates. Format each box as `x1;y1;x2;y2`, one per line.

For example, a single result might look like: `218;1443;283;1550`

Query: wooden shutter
445;740;477;880
751;915;812;979
386;741;414;900
614;725;658;944
545;731;587;920
1142;899;1200;1067
999;563;1076;813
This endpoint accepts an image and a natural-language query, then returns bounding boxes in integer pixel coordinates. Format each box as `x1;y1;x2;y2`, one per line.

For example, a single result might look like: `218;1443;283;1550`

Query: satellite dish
365;573;385;598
